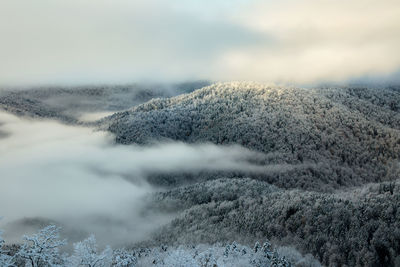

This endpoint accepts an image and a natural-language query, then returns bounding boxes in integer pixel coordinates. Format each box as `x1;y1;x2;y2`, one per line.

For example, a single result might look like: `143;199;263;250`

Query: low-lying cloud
0;0;399;86
0;111;269;246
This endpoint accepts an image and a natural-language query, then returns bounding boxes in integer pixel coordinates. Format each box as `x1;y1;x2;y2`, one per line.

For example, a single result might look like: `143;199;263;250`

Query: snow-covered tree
156;247;198;267
0;228;14;267
112;248;136;267
196;248;217;266
69;235;112;267
16;225;67;267
17;225;67;267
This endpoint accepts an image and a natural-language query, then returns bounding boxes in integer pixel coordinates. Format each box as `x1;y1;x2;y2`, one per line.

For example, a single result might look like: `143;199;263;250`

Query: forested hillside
148;178;400;266
103;82;400;191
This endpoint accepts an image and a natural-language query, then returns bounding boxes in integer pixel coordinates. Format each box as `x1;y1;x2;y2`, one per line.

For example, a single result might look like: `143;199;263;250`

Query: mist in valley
0;111;275;247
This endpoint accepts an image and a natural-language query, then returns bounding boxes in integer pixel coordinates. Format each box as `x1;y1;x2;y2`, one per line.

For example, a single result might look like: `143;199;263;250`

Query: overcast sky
0;0;399;86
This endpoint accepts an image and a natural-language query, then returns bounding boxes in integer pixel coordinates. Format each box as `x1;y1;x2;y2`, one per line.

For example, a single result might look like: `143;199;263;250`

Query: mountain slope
148;178;400;267
102;82;400;191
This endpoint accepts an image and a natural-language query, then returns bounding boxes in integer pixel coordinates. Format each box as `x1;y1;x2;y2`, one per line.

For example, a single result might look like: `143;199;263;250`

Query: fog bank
0;111;269;246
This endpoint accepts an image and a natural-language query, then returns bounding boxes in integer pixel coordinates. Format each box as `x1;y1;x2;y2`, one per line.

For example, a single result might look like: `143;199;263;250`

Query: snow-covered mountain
102;82;400;191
